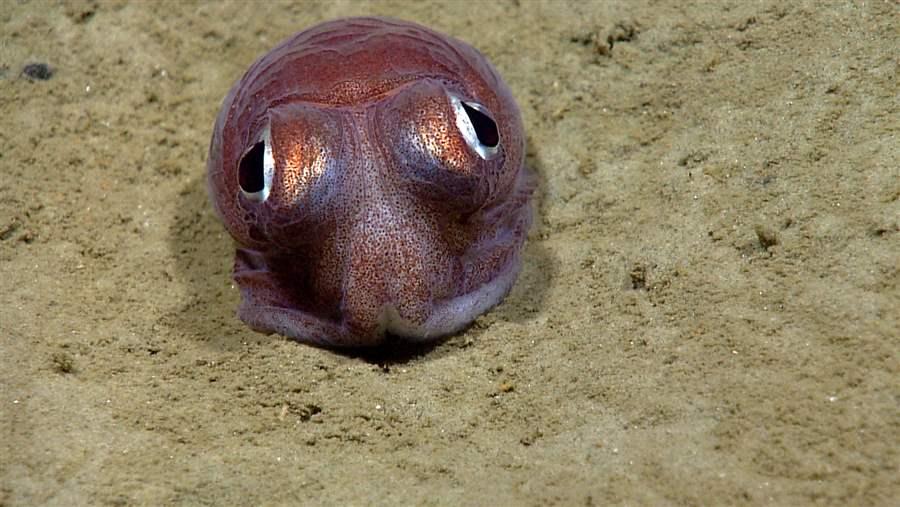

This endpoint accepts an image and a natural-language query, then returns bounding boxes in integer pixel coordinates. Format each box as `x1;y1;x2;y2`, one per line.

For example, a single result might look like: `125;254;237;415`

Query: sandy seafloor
1;0;897;505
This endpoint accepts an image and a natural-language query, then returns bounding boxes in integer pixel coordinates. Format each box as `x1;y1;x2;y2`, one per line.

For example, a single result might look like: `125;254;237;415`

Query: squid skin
207;17;534;347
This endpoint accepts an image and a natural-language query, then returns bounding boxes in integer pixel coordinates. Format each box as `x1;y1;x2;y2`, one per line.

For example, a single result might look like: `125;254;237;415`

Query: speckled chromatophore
207;17;534;347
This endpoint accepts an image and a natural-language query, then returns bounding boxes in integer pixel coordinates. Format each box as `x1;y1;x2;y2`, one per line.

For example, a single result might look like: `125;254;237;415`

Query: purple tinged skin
207;17;535;347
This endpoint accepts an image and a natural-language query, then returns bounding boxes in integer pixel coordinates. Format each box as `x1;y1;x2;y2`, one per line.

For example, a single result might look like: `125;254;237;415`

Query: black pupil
238;141;266;193
461;102;499;147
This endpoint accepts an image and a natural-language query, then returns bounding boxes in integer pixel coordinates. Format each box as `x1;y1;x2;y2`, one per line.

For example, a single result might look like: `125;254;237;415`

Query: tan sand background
1;0;897;505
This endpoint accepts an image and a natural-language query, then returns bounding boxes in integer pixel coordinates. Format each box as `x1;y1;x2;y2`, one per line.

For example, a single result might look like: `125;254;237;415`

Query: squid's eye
238;127;274;202
449;94;500;160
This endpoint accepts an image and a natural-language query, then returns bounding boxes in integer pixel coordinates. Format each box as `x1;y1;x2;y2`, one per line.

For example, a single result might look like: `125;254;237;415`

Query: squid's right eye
238;128;274;202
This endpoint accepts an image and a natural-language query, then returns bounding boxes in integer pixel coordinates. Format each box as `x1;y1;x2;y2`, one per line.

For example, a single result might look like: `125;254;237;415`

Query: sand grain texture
1;1;897;505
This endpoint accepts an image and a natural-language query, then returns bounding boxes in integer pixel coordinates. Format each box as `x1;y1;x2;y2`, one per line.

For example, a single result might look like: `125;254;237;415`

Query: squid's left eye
449;94;500;160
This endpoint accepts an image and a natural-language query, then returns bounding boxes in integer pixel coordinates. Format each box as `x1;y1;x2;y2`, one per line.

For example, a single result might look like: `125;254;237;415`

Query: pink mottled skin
207;17;534;347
